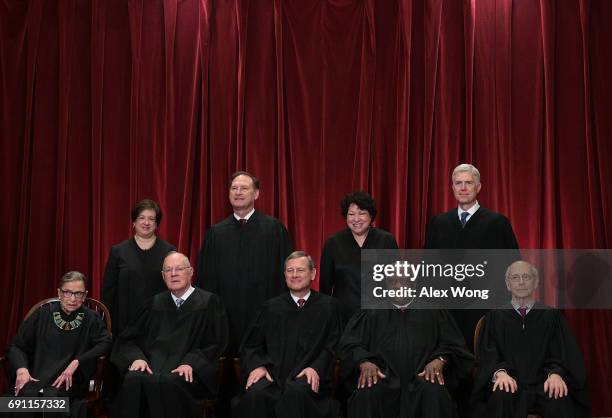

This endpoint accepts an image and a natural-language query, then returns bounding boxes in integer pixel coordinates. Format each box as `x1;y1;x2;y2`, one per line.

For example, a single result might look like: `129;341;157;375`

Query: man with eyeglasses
471;261;590;418
111;251;228;418
233;251;342;418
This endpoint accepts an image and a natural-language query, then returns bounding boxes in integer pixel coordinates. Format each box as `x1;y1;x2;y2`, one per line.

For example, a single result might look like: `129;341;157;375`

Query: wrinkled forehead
507;262;533;278
286;257;310;270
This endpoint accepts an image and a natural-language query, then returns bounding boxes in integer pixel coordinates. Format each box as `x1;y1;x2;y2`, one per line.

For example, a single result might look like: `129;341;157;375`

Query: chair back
24;297;112;335
473;315;485;357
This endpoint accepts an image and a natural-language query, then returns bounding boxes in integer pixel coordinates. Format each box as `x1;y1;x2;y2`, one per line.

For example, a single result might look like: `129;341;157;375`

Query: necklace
53;311;84;330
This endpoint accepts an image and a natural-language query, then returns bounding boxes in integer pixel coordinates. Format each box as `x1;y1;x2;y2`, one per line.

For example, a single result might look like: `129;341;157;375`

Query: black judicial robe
424;207;519;353
339;308;474;418
320;227;398;323
6;302;112;418
195;210;292;354
111;288;228;418
233;291;342;418
424;207;518;250
472;303;590;418
102;237;176;336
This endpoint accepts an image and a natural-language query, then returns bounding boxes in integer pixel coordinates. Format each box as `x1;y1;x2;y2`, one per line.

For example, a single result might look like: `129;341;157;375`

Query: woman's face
58;280;87;314
133;209;157;239
346;203;372;236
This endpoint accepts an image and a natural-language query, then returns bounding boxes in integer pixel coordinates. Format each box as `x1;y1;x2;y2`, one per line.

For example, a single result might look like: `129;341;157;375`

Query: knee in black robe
339;308;474;418
471;304;590;418
6;302;111;418
232;291;342;418
348;379;455;418
111;288;228;418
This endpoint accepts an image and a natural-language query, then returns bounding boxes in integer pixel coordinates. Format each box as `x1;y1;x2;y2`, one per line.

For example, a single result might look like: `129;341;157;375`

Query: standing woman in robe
319;191;398;323
7;271;112;418
101;199;176;336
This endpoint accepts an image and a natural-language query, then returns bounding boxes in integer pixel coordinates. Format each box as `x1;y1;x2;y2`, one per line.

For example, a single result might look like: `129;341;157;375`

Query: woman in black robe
320;191;398;323
6;271;112;418
339;306;474;418
101;199;176;336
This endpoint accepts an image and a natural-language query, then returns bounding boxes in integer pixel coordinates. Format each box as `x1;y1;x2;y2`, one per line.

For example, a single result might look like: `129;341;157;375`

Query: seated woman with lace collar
6;271;112;418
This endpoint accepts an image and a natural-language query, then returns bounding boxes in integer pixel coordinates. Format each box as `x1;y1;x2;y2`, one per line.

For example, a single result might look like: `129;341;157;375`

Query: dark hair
285;251;315;271
229;171;260;190
58;271;88;288
340;191;377;221
131;199;162;224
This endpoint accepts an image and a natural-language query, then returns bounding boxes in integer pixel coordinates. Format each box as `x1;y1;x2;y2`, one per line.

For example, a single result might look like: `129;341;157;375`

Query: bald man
112;252;228;418
472;261;590;418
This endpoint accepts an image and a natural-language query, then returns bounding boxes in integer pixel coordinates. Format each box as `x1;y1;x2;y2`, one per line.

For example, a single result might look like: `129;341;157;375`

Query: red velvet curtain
1;0;611;413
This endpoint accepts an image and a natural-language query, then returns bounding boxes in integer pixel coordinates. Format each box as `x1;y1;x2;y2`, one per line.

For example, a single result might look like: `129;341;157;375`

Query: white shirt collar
171;286;195;304
234;208;255;222
290;290;311;306
511;298;535;314
392;297;415;310
457;201;480;221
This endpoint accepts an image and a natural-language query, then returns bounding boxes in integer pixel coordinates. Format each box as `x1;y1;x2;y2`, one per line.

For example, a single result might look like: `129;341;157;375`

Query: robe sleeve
429;310;474;381
275;223;293;295
319;238;334;295
385;233;399;249
338;311;386;383
545;312;588;388
101;246;120;320
181;294;229;381
110;303;151;372
75;313;112;379
549;312;591;415
472;312;513;401
6;309;41;376
424;216;439;249
195;227;217;293
240;306;275;374
499;216;519;249
309;301;342;377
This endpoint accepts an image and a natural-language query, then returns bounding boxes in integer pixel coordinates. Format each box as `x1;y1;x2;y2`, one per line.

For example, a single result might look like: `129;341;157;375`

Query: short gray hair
505;261;538;281
285;251;315;271
452;164;481;184
58;271;88;288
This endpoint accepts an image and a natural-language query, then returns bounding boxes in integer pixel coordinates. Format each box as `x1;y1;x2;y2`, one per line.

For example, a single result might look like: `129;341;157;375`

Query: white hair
452;163;481;184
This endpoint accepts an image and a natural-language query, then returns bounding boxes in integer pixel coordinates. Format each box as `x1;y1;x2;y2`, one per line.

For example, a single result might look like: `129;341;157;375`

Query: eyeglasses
59;289;87;299
162;266;191;275
508;274;534;283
